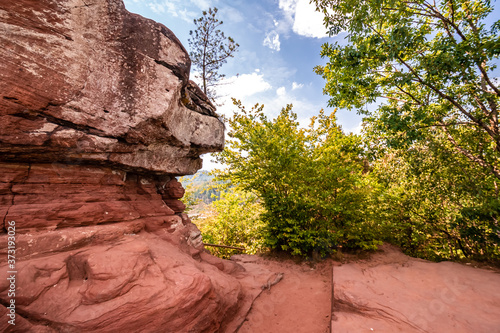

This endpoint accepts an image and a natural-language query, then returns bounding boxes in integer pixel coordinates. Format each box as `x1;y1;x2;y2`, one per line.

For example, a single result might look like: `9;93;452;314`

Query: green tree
197;188;265;258
188;7;239;102
215;99;380;256
368;138;500;261
313;0;500;262
313;0;500;178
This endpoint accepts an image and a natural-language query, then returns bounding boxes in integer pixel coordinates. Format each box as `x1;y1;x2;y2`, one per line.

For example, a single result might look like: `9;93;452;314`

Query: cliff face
0;1;268;332
0;0;223;175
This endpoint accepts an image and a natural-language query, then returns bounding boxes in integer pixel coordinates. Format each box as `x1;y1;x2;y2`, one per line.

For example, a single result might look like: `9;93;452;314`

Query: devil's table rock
0;1;271;332
0;0;224;175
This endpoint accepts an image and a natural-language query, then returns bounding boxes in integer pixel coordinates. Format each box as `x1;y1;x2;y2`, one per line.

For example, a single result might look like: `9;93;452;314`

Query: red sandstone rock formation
330;244;500;332
0;1;272;332
0;0;223;175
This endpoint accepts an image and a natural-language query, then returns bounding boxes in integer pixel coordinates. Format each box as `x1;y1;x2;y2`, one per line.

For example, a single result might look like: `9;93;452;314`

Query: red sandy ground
231;244;500;333
232;254;332;333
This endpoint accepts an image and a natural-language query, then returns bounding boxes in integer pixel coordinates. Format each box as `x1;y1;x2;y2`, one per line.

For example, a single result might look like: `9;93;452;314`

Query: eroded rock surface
0;1;273;332
332;244;500;332
0;163;276;333
0;0;224;175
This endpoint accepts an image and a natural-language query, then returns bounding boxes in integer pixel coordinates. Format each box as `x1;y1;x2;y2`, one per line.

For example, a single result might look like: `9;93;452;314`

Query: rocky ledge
0;1;272;332
0;0;224;175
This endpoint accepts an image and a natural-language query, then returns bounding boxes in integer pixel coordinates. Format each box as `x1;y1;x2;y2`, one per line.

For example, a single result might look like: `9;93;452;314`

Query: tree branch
441;124;500;179
415;121;478;129
365;19;499;150
381;94;418;104
417;0;500;97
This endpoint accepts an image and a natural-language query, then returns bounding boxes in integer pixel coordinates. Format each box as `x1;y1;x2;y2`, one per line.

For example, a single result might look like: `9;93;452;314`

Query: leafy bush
196;188;265;258
369;139;500;261
214;100;381;257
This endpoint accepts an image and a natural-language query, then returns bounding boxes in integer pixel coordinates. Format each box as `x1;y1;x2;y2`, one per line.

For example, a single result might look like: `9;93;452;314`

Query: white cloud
277;0;295;35
216;71;273;117
190;70;271;104
220;7;244;23
293;0;327;38
292;82;304;90
178;8;198;22
145;1;198;22
145;0;217;22
276;86;286;96
223;72;272;98
349;122;363;135
147;2;166;13
278;0;296;15
266;90;324;129
278;0;328;38
263;31;281;51
191;0;212;10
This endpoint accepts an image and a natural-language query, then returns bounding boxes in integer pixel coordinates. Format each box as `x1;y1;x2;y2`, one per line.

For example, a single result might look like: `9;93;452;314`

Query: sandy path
231;245;500;333
232;255;332;333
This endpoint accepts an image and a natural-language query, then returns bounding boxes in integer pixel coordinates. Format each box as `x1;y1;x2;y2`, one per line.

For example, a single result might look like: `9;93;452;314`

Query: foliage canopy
312;0;500;261
215;99;380;256
313;0;500;178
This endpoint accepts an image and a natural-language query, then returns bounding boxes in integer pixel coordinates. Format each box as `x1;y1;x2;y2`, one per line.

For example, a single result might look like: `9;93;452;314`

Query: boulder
0;0;224;175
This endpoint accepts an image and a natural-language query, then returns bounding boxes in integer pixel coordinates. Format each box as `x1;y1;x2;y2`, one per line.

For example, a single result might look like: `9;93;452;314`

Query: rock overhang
0;0;224;176
0;2;268;332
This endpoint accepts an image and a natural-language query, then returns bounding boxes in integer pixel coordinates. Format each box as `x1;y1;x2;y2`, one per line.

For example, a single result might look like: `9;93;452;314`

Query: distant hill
179;170;213;187
179;171;219;205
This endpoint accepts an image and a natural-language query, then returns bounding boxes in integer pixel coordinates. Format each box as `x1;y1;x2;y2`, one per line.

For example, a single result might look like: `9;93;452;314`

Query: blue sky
123;0;500;170
123;0;363;169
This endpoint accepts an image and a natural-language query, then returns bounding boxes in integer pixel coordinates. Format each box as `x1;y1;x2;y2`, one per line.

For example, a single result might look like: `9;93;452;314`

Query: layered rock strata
0;0;224;175
0;163;257;332
0;0;271;332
